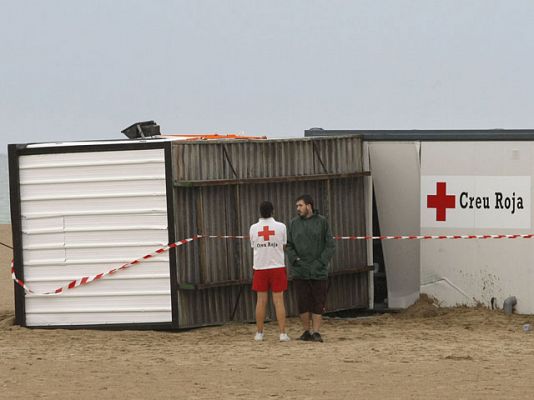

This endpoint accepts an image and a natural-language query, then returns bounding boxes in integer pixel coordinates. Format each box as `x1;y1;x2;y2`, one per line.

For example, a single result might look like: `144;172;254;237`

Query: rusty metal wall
171;137;369;328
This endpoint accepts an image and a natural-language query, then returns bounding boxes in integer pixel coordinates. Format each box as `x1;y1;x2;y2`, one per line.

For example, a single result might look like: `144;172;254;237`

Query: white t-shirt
249;217;287;270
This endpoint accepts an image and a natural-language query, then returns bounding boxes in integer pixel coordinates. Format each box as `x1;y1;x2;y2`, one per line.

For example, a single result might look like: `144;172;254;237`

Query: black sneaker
311;332;323;342
297;330;313;341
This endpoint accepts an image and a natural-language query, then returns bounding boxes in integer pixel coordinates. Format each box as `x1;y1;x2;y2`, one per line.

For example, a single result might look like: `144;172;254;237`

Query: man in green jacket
286;194;335;342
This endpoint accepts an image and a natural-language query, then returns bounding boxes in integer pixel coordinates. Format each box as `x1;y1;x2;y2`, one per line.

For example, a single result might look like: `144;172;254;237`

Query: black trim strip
14;141;168;156
8;144;26;326
305;129;534;141
174;172;370;187
25;321;174;331
164;143;180;328
177;266;373;290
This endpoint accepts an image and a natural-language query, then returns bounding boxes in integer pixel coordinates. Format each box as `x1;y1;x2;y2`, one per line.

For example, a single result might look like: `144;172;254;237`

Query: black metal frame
8;144;25;326
305;128;534;141
8;140;179;330
174;171;370;187
177;265;374;290
164;144;179;328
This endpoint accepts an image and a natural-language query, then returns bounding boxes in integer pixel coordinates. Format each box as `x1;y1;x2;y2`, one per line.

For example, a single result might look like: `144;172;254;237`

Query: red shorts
252;267;288;292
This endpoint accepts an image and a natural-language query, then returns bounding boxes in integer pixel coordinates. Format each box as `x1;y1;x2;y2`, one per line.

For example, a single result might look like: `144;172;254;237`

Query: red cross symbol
427;182;456;222
258;225;275;241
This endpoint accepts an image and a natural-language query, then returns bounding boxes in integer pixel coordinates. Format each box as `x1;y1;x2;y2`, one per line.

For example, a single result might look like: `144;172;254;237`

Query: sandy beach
1;224;534;399
0;224;13;315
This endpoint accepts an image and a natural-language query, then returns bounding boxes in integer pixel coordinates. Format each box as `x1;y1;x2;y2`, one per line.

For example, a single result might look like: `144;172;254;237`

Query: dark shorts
293;279;328;315
252;267;288;292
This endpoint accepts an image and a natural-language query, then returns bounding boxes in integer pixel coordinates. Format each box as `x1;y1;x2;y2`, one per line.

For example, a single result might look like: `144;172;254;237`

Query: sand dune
1;224;534;399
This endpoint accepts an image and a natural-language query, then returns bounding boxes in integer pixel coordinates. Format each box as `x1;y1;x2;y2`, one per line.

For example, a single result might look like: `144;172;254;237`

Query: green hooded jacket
286;210;335;280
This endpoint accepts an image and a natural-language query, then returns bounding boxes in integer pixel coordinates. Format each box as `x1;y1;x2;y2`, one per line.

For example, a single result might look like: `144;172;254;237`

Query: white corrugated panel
19;148;172;326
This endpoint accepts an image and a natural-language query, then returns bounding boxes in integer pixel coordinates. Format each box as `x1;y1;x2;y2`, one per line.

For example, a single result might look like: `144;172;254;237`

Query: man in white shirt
249;201;290;342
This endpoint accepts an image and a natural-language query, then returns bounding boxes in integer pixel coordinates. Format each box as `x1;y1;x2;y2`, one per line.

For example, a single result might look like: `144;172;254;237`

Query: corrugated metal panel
173;137;363;181
172;137;368;328
19;148;172;326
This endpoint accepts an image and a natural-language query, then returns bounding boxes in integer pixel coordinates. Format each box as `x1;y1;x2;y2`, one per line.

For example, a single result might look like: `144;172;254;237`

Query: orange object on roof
159;133;267;141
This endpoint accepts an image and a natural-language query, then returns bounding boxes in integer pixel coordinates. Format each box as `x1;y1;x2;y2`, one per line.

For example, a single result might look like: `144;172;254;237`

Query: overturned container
8;134;371;329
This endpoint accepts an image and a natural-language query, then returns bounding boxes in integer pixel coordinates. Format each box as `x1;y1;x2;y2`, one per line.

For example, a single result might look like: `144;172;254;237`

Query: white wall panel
22;232;64;247
368;142;420;308
19;162;165;182
23;208;169;219
26;311;172;326
23;260;170;280
20;178;166;198
24;278;171;295
22;216;64;232
64;229;168;244
26;294;171;310
19;147;172;326
64;246;169;261
21;195;167;215
420;141;534;313
65;213;167;229
19;149;164;165
23;249;66;263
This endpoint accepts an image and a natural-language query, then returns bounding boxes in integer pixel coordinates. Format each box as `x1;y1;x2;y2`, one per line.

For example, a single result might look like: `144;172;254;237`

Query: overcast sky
2;0;534;152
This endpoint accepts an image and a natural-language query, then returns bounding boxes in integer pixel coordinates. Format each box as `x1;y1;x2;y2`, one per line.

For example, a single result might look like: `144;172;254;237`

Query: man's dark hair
259;201;274;218
296;194;314;210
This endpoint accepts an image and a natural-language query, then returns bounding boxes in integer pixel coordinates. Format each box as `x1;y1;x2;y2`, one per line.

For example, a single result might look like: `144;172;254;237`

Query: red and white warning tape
11;236;199;295
334;234;534;240
10;233;534;295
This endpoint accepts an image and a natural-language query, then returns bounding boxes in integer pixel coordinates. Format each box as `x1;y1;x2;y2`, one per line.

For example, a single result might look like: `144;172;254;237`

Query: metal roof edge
11;135;365;149
169;135;363;145
304;129;534;141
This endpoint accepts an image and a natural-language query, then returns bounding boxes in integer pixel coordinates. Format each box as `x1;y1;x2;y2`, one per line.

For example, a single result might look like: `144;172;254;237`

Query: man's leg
293;279;312;340
309;279;328;342
255;291;268;333
272;291;286;333
300;312;311;331
311;313;322;333
293;279;310;330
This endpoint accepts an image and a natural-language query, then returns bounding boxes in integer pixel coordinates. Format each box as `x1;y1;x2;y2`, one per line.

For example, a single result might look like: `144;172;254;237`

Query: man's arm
285;221;299;266
249;225;255;248
282;224;287;252
318;220;335;266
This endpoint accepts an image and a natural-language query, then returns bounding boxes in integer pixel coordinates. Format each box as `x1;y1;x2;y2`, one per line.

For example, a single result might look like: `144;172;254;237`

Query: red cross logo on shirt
258;225;275;241
427;182;456;222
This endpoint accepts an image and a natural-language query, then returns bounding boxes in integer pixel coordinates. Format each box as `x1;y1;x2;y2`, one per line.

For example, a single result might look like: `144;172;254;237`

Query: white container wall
308;129;534;313
17;147;172;326
420;141;534;313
